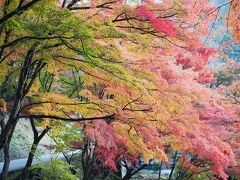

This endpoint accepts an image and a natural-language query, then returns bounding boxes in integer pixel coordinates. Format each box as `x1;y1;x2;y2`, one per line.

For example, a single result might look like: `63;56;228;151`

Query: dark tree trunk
122;170;132;180
0;124;15;180
122;163;147;180
82;140;97;180
82;158;96;180
82;156;95;180
21;138;40;180
158;161;163;180
1;143;11;180
21;119;50;180
168;151;178;180
0;45;44;152
0;101;21;149
1;143;11;179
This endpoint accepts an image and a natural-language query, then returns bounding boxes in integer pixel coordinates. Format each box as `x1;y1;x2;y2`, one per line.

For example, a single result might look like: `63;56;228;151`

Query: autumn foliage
0;0;239;179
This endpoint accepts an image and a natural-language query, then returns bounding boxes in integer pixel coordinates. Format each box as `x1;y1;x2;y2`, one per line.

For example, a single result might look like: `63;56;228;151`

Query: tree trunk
0;102;20;149
21;119;50;180
82;140;96;180
0;47;44;150
122;163;147;180
158;161;163;180
1;142;10;180
82;158;96;180
21;138;40;179
122;170;132;180
0;124;15;180
168;151;178;180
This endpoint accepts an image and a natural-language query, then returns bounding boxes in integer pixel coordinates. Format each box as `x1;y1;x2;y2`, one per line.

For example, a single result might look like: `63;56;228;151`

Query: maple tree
208;61;240;179
0;0;239;180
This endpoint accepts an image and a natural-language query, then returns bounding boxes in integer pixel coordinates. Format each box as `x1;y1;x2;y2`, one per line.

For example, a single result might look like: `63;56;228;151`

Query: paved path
0;151;79;172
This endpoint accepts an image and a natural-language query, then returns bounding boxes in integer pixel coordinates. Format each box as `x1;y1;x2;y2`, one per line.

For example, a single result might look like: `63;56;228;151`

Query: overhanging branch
18;114;115;122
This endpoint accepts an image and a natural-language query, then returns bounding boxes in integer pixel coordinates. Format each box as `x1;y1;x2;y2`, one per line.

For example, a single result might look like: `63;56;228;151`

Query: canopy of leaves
0;0;239;179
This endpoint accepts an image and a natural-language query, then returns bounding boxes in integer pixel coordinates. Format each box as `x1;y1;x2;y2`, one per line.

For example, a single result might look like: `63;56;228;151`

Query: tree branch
0;0;42;25
18;114;115;122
